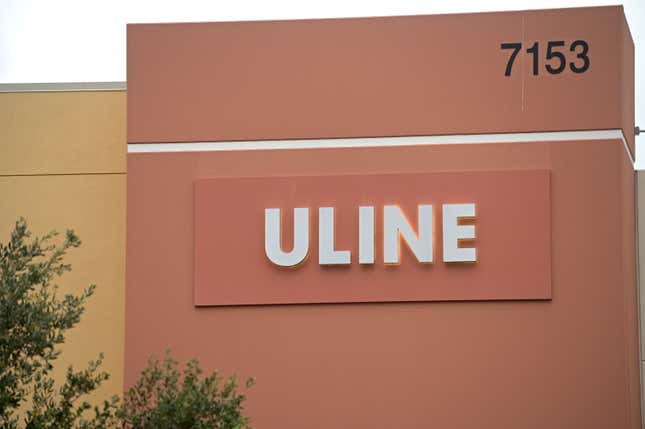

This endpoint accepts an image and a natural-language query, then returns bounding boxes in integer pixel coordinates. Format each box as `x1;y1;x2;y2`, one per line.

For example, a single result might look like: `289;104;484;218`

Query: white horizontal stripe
0;82;126;92
128;129;633;165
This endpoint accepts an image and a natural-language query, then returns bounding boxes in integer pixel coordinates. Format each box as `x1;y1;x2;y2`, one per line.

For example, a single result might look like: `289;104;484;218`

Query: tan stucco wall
0;90;125;409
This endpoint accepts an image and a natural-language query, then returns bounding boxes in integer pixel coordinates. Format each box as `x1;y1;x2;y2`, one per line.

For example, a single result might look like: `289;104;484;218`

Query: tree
0;218;254;429
119;353;254;429
0;218;118;429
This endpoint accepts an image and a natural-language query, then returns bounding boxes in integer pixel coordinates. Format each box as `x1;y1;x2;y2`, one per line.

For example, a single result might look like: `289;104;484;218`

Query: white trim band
0;82;126;92
128;129;633;165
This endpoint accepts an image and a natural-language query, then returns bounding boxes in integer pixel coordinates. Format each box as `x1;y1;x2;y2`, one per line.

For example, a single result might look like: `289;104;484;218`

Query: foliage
1;218;254;428
0;218;118;429
119;353;254;429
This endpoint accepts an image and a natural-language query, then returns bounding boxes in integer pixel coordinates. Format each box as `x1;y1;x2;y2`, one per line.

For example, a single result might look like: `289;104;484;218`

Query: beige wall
0;90;126;409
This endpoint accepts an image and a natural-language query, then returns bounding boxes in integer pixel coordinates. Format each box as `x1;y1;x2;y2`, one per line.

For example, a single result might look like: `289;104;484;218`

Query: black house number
501;40;590;76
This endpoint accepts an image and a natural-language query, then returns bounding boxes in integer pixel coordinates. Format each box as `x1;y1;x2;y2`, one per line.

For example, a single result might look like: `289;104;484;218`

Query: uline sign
194;171;551;306
264;204;476;267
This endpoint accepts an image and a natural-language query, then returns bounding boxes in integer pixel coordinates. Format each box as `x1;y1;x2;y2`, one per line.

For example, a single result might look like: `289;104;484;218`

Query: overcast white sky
1;0;644;166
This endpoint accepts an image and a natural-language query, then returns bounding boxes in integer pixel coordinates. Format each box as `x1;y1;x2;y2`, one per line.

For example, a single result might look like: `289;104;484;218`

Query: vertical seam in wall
622;153;633;429
634;172;645;428
521;14;525;112
635;172;644;429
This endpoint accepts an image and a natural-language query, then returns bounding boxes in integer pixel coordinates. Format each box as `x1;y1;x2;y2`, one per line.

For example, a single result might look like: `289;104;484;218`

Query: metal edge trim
0;82;126;93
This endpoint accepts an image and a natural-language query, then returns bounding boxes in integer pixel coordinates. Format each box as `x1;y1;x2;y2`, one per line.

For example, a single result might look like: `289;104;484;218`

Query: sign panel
194;170;551;305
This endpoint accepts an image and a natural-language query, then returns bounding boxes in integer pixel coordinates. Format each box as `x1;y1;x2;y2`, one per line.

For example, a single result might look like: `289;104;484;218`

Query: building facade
1;5;642;428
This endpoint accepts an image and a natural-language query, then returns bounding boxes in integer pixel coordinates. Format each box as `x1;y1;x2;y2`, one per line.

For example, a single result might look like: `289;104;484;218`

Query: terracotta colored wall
127;5;635;156
127;139;639;428
0;91;126;409
126;6;639;428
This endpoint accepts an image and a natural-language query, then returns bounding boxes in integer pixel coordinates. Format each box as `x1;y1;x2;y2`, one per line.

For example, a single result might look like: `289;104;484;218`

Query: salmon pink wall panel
127;6;634;155
127;6;639;428
126;139;640;428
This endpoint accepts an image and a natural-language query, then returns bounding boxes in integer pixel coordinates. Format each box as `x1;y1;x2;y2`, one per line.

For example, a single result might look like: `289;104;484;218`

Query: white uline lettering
358;206;375;264
319;207;351;265
264;208;309;267
442;203;477;262
264;204;476;267
383;205;433;264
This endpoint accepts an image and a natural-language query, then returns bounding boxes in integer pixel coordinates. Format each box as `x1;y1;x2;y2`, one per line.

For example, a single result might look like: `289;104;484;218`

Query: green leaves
119;352;254;429
1;219;254;429
25;354;119;429
0;218;110;429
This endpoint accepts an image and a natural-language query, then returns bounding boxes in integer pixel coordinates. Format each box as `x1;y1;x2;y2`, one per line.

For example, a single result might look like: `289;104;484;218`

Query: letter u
265;208;309;267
